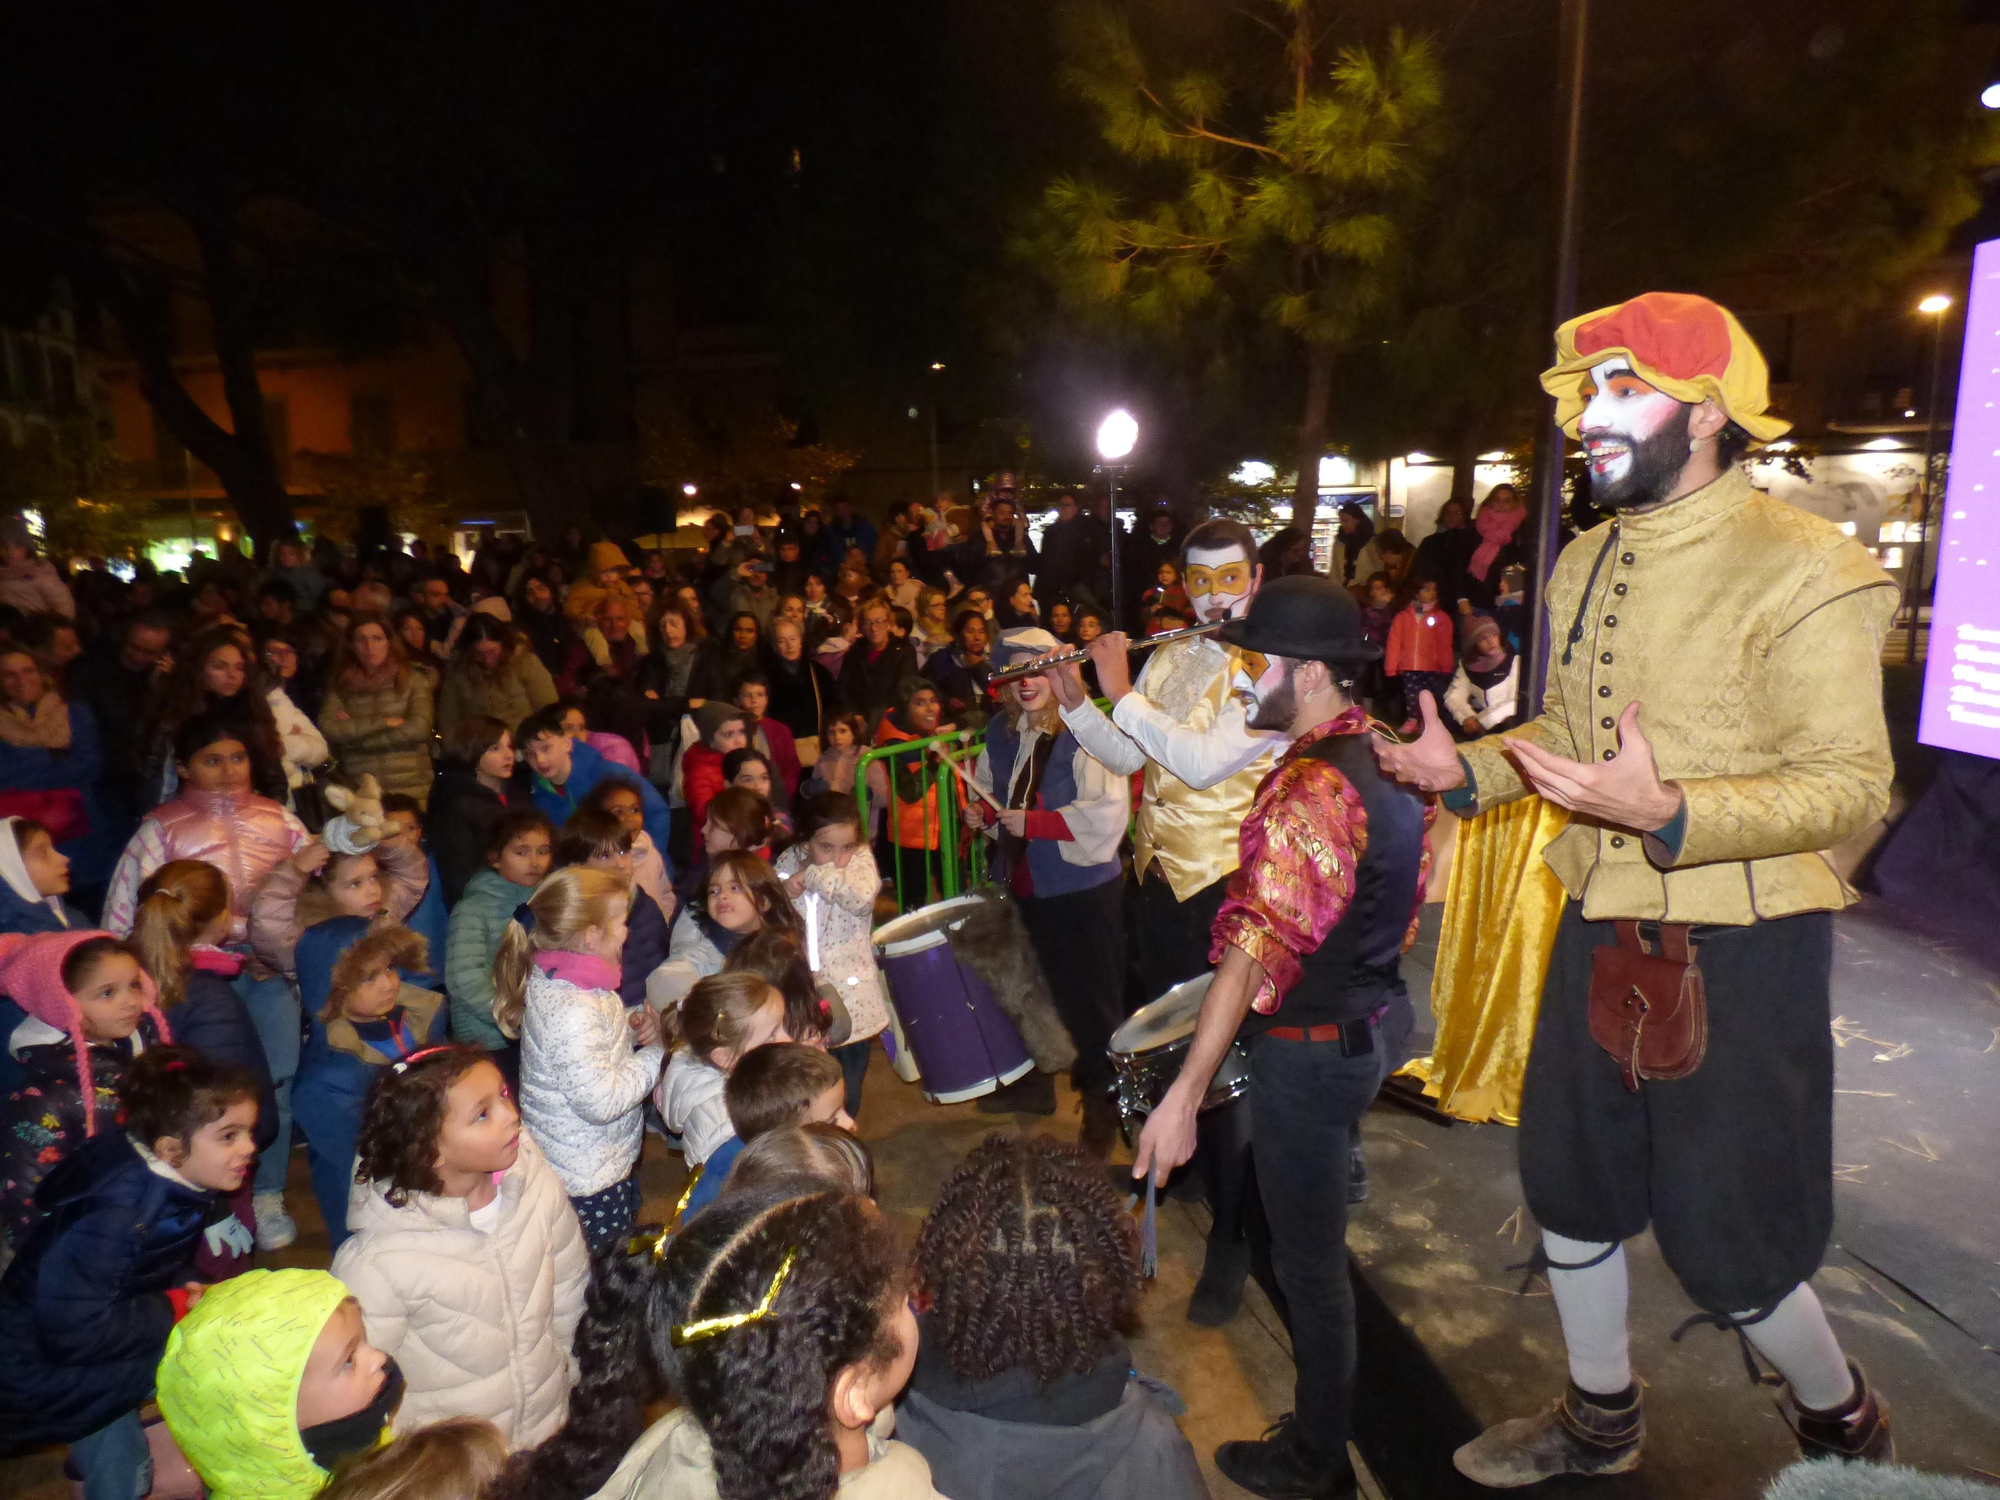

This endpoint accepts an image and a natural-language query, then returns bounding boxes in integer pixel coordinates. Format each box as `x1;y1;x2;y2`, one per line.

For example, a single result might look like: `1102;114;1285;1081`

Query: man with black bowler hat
1132;574;1429;1500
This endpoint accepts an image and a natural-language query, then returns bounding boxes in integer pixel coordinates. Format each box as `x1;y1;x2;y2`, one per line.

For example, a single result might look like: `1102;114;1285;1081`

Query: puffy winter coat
3;1016;162;1241
331;1132;588;1449
435;643;560;739
166;966;280;1154
530;738;672;856
519;957;664;1197
590;1408;947;1500
681;743;728;833
293;983;448;1252
101;788;308;941
0;1131;216;1448
158;1268;361;1500
644;907;732;1014
446;868;537;1051
655;1049;731;1167
318;668;437;804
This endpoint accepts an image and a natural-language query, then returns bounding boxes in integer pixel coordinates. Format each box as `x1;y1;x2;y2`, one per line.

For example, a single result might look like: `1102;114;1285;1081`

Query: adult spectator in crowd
0;643;114;903
253;577;298;629
139;625;294;808
1461;484;1531;613
391;607;442;691
910;587;953;662
969;497;1037;594
256;623;321;723
837;599;919;726
1125;504;1185;604
1259;525;1315;581
922;609;993;731
512;569;576;676
709;551;779;636
268;535;326;609
691;610;764;702
770;530;814;596
0;516;75;617
826;493;878;563
66;611;172;815
558;597;647;698
796;506;838;576
317;613;438;805
414;572;465;663
637;598;705;736
763;616;835;750
1329;502;1375;587
429;714;530;905
437;610;560;739
1414;496;1476;612
993;577;1040;630
1037;490;1110;611
18;613;83;690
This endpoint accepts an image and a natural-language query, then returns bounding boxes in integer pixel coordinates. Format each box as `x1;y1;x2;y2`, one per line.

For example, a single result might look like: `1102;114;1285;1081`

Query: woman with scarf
1461;485;1529;612
139;625;315;811
762;616;834;756
1330;504;1376;587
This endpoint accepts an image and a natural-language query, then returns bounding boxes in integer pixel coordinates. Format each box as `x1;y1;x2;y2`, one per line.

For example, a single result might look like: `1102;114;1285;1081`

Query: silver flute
987;620;1228;686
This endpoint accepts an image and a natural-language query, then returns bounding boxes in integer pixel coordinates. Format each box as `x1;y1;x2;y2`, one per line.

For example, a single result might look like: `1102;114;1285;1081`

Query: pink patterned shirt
1210;707;1374;1015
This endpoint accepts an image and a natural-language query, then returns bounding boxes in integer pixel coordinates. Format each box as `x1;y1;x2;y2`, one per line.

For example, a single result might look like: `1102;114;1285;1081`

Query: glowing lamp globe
1096;409;1139;462
1918;294;1952;315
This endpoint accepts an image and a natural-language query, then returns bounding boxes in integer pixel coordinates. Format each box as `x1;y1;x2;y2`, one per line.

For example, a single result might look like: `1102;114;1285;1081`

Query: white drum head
872;894;989;958
1109;972;1214;1056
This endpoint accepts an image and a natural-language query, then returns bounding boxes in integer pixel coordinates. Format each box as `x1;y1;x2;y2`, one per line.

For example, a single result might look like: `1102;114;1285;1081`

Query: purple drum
872;896;1035;1104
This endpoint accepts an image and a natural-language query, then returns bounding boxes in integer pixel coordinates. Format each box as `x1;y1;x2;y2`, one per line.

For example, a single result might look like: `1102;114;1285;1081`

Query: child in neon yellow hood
157;1268;404;1500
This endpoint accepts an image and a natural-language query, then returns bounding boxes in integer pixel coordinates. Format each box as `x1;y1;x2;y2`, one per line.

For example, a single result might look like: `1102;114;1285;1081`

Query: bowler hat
1216;574;1382;664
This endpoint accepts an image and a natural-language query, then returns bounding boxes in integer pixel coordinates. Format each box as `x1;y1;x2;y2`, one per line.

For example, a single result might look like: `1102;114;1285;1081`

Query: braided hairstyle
914;1134;1141;1387
658;1192;907;1500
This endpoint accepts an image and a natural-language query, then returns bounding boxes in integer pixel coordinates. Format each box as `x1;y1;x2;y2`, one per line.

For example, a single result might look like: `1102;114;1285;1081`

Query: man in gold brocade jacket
1379;293;1899;1485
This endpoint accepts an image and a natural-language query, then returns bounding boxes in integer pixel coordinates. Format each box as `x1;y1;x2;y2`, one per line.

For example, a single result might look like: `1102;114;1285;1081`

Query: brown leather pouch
1587;921;1708;1092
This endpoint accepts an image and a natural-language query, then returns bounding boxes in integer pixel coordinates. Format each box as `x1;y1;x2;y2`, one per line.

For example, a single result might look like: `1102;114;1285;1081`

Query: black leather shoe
1216;1414;1358;1500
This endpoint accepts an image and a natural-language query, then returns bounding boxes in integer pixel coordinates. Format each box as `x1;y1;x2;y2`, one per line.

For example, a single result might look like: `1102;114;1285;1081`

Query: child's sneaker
252;1191;297;1251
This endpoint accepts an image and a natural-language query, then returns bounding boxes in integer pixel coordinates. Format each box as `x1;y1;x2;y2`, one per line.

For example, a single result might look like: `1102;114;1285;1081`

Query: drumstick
928;742;1006;814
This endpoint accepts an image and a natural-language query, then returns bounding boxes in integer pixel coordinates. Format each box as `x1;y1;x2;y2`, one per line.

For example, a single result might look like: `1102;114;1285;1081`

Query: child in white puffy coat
332;1047;588;1449
655;972;790;1168
493;866;664;1252
774;791;892;1118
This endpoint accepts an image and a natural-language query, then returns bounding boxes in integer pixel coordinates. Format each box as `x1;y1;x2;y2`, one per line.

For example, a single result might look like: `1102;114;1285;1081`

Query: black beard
1246;662;1299;730
1595;404;1693;511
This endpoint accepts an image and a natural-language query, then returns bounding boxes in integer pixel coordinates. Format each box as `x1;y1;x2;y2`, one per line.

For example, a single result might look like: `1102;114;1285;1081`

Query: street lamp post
1906;294;1953;664
928;363;945;500
1096;408;1139;627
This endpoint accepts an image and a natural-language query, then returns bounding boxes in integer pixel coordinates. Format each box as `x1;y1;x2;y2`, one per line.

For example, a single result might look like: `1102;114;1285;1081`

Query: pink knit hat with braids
0;931;171;1136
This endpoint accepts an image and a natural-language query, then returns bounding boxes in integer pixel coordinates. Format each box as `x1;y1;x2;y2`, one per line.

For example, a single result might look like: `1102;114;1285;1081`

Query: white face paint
1185;545;1259;623
1578;357;1684;490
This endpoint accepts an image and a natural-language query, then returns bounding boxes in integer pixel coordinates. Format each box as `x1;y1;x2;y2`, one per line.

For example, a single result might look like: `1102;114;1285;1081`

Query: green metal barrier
853;727;987;914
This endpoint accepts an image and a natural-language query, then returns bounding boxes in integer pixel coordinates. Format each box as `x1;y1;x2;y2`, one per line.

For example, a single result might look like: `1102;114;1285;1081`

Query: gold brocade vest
1130;636;1278;901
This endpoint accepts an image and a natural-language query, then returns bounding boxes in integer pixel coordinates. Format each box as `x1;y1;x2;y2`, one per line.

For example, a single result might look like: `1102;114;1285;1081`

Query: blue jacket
531;740;673;863
0;1130;217;1449
166;971;280;1155
682;1132;742;1217
292;916;448;1250
0;702;119;885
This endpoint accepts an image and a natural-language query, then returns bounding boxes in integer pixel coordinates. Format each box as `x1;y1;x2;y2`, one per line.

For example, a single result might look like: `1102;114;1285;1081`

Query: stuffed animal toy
320;774;390;855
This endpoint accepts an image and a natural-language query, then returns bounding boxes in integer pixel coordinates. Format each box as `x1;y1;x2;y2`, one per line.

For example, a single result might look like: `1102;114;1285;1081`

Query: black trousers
1019;875;1126;1093
1520;905;1835;1314
1248;1026;1392;1464
1135;864;1231;1004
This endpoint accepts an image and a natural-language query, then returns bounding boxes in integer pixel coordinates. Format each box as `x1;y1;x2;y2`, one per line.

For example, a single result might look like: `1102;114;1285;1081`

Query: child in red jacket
1383;578;1457;733
682;703;749;836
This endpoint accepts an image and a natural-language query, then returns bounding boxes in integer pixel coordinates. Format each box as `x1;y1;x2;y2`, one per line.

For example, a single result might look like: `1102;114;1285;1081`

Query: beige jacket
1458;468;1896;924
590;1408;947;1500
330;1133;588;1450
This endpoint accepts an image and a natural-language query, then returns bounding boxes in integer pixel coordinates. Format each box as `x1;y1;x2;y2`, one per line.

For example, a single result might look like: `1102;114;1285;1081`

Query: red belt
1265;1023;1348;1042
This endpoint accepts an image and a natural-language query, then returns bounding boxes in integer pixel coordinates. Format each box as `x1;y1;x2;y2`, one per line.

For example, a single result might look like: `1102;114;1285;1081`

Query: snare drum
873;896;1036;1105
1108;972;1251;1128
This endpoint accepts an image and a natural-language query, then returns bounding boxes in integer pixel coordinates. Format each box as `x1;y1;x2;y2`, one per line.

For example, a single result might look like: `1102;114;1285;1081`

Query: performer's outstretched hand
1370;691;1466;792
1131;1088;1198;1189
1506;701;1684;832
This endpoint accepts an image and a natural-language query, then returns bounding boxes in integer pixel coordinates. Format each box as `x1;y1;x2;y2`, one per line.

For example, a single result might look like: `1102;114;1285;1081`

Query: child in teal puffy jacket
443;810;552;1075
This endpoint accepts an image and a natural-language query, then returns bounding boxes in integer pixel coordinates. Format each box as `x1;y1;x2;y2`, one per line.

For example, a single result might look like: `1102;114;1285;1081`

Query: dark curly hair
483;1190;902;1500
120;1046;259;1149
660;1192;907;1500
482;1237;670;1500
353;1045;489;1206
915;1134;1142;1387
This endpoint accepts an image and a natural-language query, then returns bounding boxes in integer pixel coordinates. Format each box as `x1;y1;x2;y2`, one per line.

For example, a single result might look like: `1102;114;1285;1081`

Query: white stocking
1543;1231;1632;1396
1737;1284;1854;1411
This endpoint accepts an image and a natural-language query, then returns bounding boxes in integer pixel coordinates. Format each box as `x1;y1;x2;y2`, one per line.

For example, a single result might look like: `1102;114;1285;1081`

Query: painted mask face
1243;655;1295;732
1578;358;1693;510
1184;546;1257;623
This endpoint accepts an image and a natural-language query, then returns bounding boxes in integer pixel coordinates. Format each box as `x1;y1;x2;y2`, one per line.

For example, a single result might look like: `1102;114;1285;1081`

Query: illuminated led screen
1918;237;2000;760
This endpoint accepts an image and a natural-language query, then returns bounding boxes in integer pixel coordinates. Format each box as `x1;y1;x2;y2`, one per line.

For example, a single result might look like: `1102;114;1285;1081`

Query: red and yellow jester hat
1539;291;1791;445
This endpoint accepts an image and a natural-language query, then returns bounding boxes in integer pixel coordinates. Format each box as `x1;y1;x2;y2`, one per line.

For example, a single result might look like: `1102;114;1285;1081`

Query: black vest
1241;731;1428;1032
